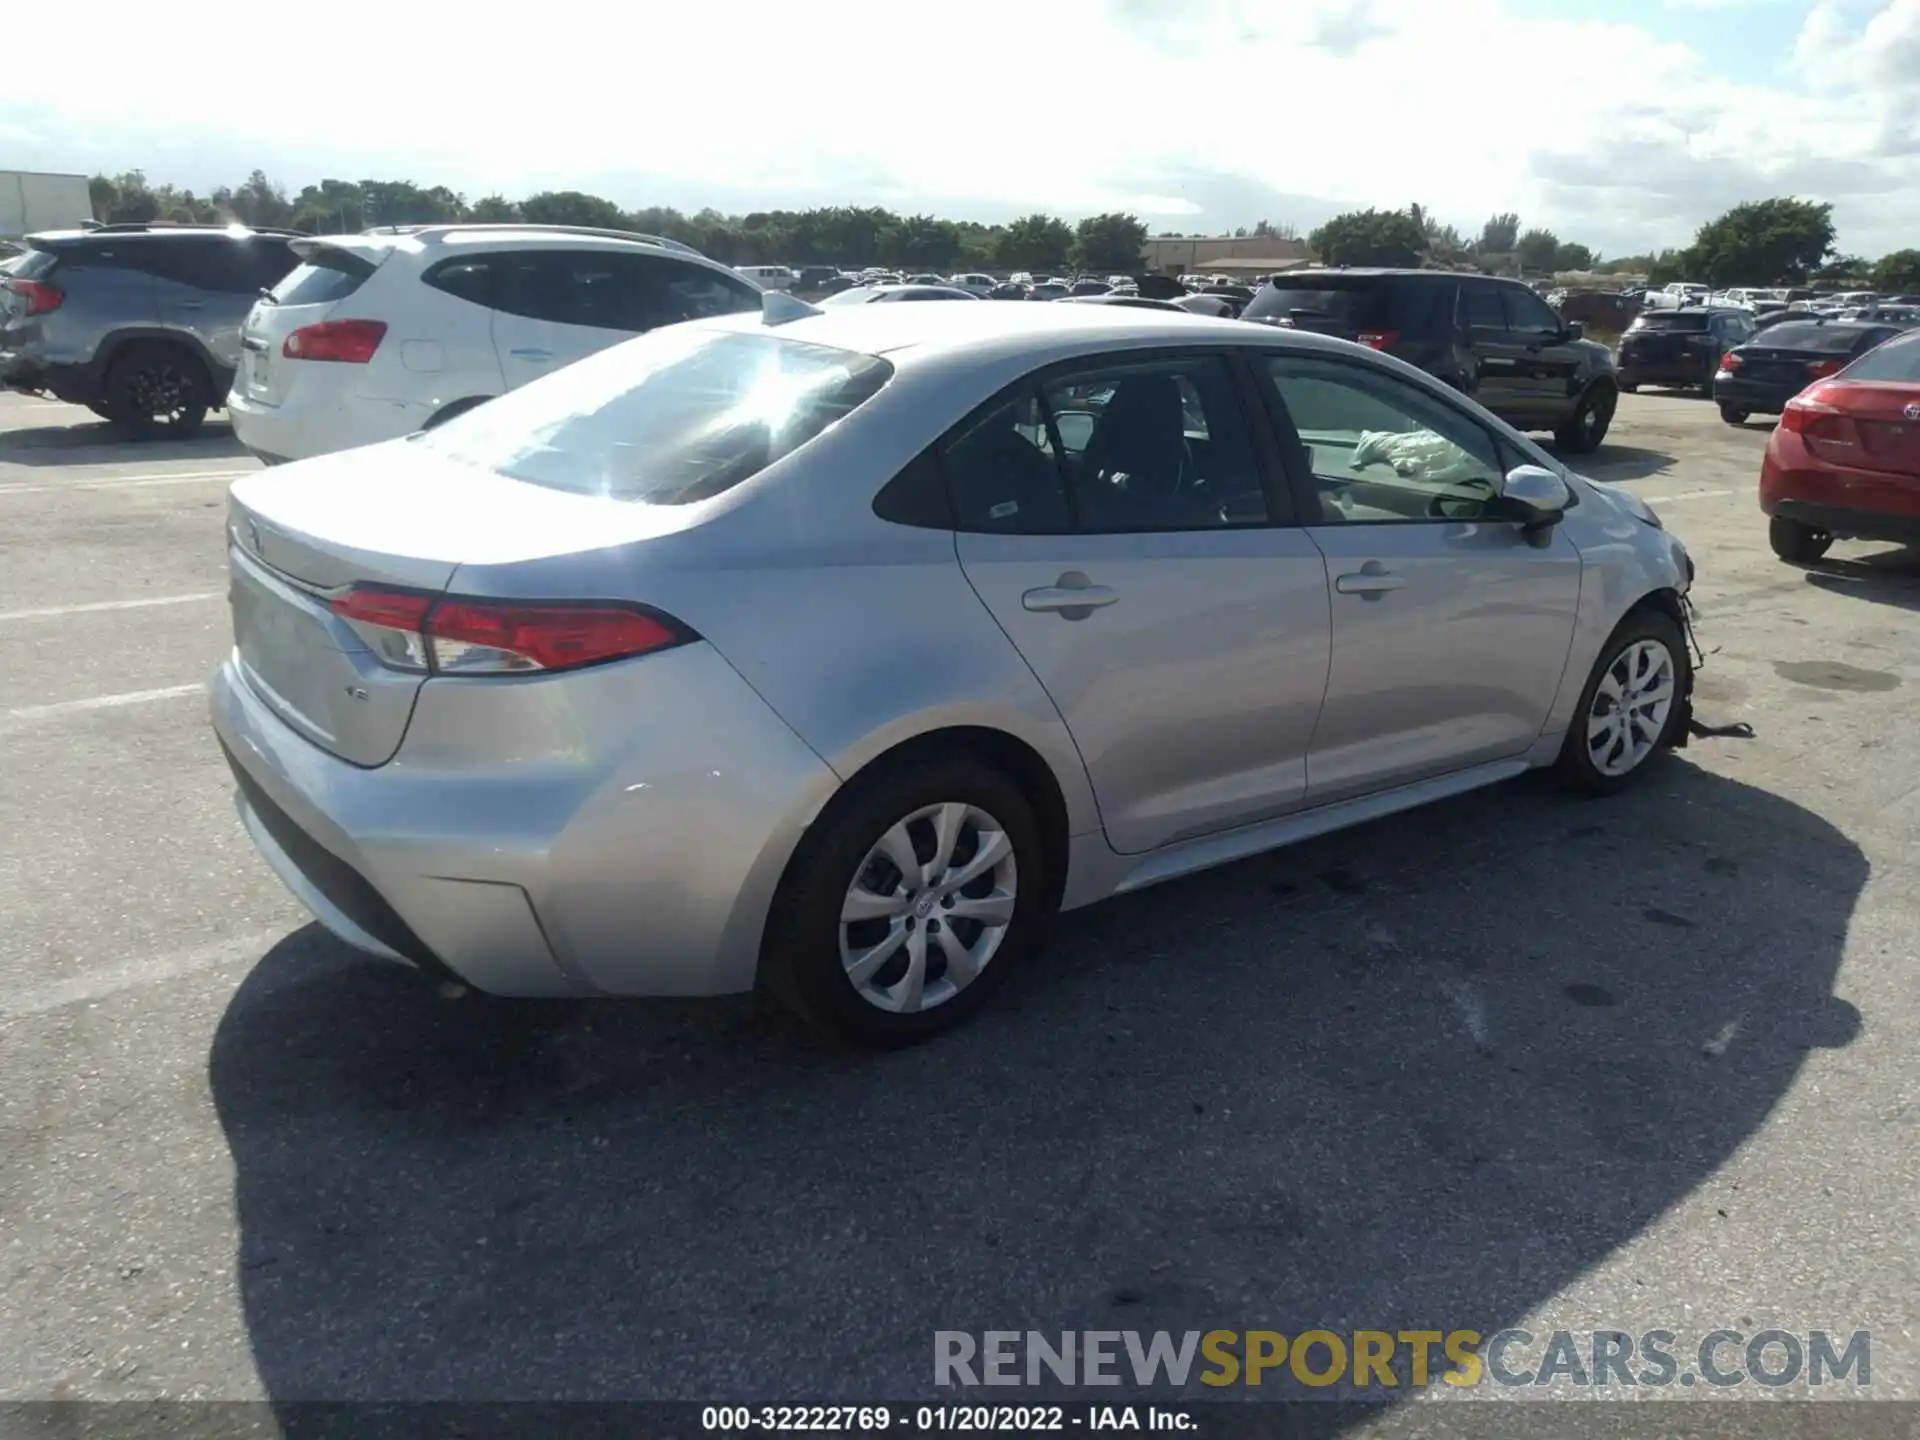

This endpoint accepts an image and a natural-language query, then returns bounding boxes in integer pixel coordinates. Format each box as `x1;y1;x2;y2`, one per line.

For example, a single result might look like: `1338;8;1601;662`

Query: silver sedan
211;300;1697;1044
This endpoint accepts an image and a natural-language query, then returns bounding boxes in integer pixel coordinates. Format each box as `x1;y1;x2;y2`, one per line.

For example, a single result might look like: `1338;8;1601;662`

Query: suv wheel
103;343;210;440
1718;403;1749;425
1553;383;1616;454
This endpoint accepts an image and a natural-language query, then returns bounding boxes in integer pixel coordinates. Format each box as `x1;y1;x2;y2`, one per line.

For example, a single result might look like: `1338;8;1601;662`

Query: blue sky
2;0;1915;258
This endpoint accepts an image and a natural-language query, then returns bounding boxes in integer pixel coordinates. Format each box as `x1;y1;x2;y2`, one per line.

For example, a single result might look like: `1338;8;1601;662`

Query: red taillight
1779;390;1861;460
1718;351;1741;372
5;277;64;315
1806;358;1844;380
1356;330;1399;351
283;319;387;363
328;586;689;675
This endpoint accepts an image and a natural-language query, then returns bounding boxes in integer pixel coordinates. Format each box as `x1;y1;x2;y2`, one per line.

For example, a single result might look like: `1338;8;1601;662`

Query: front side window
418;328;893;505
1500;285;1561;333
1261;356;1507;524
492;251;632;329
626;257;759;328
1461;283;1506;330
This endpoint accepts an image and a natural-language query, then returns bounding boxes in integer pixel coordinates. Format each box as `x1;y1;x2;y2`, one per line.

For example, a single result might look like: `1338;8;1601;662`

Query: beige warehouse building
1140;234;1315;277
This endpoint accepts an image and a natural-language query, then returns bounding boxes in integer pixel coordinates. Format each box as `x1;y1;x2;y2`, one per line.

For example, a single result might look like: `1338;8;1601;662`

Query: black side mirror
1564;320;1585;340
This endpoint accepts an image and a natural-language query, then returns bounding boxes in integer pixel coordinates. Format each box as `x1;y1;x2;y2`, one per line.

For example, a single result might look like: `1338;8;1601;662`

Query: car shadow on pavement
209;757;1865;1415
0;419;247;467
1553;442;1677;483
1803;546;1920;613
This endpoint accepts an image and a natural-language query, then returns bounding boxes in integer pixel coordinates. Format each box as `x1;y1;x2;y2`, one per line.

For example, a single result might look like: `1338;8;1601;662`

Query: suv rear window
270;246;380;306
1242;276;1440;330
1835;330;1920;382
1630;312;1708;332
419;327;893;504
1758;323;1875;353
9;248;60;282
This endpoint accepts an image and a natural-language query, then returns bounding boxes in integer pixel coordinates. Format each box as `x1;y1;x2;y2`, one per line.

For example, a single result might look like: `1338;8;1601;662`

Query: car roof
1267;268;1473;282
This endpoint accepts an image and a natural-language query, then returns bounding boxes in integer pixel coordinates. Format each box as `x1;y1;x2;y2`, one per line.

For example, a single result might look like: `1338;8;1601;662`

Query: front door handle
511;347;555;361
1022;572;1119;616
1334;566;1407;597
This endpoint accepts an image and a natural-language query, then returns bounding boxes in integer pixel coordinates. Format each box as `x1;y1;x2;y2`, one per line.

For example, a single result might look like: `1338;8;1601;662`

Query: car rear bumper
1617;351;1710;386
1713;375;1804;414
226;385;435;465
209;642;840;999
1773;499;1920;544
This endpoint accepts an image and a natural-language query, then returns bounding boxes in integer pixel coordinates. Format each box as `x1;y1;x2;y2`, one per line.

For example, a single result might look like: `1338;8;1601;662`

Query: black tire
1718;403;1749;425
1556;605;1691;796
102;342;210;439
1553;383;1616;454
761;753;1051;1046
422;395;492;431
1768;515;1833;564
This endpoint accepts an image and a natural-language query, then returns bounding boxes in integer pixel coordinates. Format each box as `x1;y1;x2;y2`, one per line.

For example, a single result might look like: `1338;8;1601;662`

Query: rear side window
424;258;495;308
9;248;61;282
1245;277;1440;331
418;328;893;504
136;237;284;294
1837;331;1920;382
628;257;759;327
269;246;377;306
491;251;632;329
1757;323;1880;354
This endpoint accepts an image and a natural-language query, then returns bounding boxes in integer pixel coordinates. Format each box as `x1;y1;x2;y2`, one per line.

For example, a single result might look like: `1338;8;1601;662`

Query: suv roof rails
360;221;706;259
66;221;311;238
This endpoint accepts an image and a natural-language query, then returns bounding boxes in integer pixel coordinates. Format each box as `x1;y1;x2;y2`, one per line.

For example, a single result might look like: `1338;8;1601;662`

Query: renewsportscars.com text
934;1328;1871;1391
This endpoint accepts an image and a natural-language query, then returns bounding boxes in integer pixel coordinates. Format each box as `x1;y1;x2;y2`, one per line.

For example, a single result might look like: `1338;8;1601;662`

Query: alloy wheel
839;802;1018;1014
1586;638;1676;777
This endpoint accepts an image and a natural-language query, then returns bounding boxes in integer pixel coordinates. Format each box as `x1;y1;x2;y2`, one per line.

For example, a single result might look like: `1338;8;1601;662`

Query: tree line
86;170;1154;274
83;169;1920;295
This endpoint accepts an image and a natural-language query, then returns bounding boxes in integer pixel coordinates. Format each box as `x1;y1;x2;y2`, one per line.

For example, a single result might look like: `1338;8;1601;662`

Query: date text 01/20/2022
700;1405;1195;1431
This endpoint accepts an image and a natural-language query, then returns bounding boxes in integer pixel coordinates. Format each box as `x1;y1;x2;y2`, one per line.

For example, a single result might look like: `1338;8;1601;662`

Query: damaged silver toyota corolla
211;296;1697;1044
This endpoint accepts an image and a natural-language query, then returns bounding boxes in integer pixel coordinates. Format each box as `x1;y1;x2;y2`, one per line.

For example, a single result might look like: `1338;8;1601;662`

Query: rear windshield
419;327;893;504
1630;312;1708;331
1758;323;1874;353
1242;277;1430;328
270;246;379;306
1837;331;1920;383
9;248;60;282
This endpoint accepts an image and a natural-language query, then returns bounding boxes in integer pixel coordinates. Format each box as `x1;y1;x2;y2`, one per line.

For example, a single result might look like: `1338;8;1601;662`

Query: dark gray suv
1241;269;1622;452
0;223;303;438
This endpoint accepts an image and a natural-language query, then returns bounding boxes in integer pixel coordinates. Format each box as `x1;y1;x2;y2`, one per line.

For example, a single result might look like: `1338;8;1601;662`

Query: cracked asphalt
0;390;1914;1433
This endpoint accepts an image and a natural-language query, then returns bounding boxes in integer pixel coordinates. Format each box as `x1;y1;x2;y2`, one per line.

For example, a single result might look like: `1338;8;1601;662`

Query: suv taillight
1356;330;1399;350
4;278;64;316
283;319;387;363
1718;351;1741;372
329;587;694;676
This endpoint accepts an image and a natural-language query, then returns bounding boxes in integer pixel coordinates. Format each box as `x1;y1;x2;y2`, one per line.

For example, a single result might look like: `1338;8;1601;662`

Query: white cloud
3;0;1916;256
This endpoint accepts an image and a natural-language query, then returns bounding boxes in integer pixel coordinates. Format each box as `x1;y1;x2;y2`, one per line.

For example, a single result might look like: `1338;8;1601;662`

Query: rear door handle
511;347;554;361
1335;569;1407;597
1022;577;1120;614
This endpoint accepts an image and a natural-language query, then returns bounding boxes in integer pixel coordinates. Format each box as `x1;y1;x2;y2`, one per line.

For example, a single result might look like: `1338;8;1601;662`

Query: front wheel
1768;515;1833;564
1554;385;1616;453
1718;403;1749;425
762;755;1051;1045
1557;608;1691;795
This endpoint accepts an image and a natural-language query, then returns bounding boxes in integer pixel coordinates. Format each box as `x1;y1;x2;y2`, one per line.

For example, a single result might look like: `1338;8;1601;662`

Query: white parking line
0;591;222;623
4;682;204;725
1643;488;1734;504
0;469;252;496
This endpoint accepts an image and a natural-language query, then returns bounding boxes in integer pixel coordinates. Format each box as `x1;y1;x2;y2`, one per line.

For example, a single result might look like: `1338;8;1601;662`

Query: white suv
225;224;763;464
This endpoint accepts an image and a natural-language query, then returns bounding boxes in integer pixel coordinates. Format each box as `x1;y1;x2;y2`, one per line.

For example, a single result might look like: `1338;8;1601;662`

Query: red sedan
1761;328;1920;562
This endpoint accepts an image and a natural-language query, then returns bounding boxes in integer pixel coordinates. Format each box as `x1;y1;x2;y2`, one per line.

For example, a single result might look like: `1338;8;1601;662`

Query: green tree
1688;197;1835;286
1811;253;1869;285
214;170;295;228
520;190;628;229
1070;212;1149;272
1870;248;1920;293
996;213;1073;273
468;194;522;223
1308;208;1425;268
1478;211;1521;255
1514;228;1561;272
890;213;962;270
1553;241;1596;272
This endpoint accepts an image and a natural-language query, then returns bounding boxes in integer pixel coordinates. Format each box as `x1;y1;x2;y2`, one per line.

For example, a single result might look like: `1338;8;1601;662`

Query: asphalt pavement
1;391;1915;1428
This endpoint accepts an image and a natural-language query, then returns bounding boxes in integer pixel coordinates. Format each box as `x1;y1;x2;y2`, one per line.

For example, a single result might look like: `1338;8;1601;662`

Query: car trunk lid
1836;382;1920;477
225;439;693;767
237;238;392;409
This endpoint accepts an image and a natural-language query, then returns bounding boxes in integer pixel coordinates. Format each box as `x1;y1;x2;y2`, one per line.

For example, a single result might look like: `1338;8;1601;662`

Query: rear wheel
102;342;209;439
762;755;1049;1046
1557;607;1690;795
1768;515;1833;564
1718;403;1749;425
1553;384;1616;453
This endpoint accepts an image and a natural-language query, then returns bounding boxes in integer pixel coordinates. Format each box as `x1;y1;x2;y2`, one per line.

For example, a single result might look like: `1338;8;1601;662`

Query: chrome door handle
1022;580;1119;614
1335;569;1407;596
511;348;554;361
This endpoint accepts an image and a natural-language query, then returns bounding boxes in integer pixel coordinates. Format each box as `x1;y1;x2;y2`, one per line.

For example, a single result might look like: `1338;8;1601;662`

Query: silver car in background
211;301;1697;1044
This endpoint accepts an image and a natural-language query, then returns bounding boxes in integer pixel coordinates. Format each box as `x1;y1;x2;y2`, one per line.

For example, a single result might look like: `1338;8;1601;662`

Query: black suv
1615;306;1757;397
1240;269;1621;452
0;223;303;438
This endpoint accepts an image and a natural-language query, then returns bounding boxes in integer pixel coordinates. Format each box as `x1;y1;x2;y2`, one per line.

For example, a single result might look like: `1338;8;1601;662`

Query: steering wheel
1426;476;1500;518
